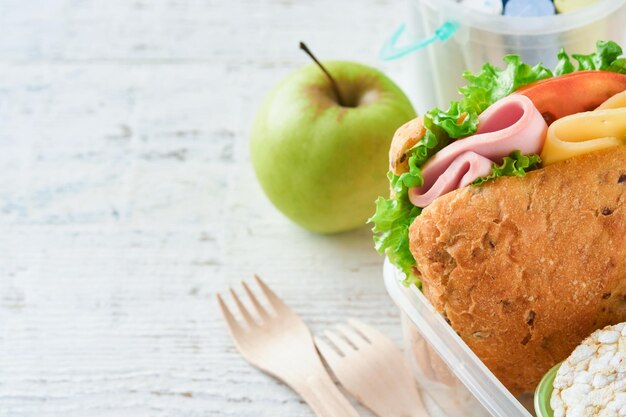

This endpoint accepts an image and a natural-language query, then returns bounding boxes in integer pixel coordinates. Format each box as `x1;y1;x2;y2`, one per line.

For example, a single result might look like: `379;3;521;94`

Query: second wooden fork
315;319;429;417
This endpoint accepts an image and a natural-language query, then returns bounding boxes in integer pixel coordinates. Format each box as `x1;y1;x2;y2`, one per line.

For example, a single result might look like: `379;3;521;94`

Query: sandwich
371;40;626;394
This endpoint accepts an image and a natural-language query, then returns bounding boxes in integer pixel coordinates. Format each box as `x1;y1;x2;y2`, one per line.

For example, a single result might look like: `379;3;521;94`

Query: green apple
250;59;416;234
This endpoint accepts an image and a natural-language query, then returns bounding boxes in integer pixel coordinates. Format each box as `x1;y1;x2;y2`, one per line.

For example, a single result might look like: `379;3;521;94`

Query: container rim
383;258;533;417
415;0;626;35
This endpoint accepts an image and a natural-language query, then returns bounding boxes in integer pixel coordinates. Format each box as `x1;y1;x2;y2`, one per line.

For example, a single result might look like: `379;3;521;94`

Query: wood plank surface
0;1;437;416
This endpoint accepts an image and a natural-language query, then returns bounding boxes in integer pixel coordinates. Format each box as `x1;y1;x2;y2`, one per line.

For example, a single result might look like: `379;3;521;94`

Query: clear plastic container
381;3;626;415
389;0;626;113
383;257;535;417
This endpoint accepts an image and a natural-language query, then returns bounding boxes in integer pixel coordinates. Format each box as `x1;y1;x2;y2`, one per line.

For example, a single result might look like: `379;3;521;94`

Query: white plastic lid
419;0;625;35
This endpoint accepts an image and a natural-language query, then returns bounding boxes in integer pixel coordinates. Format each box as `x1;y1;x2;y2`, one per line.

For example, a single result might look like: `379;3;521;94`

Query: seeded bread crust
389;116;426;176
407;146;626;394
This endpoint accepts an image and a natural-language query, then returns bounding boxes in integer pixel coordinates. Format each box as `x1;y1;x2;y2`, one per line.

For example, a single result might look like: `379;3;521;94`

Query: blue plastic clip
380;21;459;61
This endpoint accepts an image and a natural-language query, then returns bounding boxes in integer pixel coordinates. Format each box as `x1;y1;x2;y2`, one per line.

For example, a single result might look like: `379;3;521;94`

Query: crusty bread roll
408;146;626;394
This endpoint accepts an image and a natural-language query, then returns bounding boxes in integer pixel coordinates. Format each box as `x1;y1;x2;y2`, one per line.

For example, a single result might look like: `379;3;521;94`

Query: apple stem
299;41;346;106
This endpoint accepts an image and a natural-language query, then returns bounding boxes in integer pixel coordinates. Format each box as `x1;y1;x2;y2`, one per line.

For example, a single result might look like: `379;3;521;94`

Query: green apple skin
250;61;416;234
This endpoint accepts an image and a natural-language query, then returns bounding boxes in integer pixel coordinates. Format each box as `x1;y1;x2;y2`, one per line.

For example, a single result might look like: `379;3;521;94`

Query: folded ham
409;95;547;208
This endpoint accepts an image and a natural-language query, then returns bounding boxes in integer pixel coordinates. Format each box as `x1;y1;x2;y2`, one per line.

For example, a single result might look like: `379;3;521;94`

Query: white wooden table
0;1;427;416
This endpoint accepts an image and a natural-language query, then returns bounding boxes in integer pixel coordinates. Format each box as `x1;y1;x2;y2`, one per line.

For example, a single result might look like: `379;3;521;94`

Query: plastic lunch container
380;0;626;113
381;4;626;414
384;258;537;417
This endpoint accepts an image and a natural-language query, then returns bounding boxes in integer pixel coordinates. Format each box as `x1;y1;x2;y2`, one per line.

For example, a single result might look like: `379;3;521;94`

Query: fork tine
229;288;256;327
216;292;243;336
337;323;368;348
253;274;288;312
314;336;341;365
242;280;270;322
325;329;355;355
348;319;387;345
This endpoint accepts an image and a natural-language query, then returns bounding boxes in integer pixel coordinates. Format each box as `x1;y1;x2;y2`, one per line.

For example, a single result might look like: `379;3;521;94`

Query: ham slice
409;95;547;208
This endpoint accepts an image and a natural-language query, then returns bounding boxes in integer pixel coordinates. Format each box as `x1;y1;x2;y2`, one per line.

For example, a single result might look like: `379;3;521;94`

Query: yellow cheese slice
540;90;626;166
597;90;626;110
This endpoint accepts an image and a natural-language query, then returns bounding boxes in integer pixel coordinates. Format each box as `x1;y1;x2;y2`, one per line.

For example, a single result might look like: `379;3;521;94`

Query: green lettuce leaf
424;54;553;140
459;56;553;118
426;102;477;139
371;40;626;285
369;116;458;285
472;151;542;185
555;49;575;76
608;58;626;74
573;40;623;71
370;173;422;285
555;40;625;75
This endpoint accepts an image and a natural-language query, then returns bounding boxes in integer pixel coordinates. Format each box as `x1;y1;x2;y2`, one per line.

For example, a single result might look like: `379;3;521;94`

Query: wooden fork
216;275;361;417
315;319;429;417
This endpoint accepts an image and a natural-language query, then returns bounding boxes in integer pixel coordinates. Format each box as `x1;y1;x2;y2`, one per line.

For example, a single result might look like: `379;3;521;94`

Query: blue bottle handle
379;21;459;61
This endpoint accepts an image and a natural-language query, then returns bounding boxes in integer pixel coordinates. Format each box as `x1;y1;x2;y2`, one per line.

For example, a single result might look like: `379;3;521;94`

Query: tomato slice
515;70;626;125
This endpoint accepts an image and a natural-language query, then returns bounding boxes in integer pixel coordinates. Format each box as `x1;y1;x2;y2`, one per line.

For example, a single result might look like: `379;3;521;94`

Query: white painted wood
0;1;444;416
